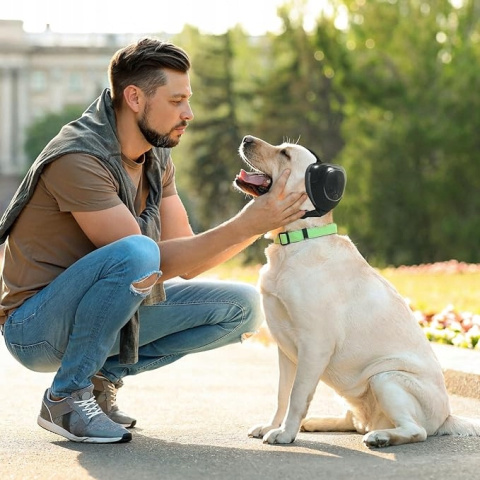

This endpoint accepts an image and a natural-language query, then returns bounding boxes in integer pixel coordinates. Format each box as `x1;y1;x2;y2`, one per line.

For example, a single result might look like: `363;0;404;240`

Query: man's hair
109;37;191;108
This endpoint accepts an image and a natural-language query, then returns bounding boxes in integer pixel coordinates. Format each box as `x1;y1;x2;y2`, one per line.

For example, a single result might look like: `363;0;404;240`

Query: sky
0;0;327;36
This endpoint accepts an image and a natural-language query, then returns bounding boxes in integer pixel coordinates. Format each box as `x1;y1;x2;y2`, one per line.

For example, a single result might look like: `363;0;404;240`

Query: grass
201;260;262;285
379;270;480;315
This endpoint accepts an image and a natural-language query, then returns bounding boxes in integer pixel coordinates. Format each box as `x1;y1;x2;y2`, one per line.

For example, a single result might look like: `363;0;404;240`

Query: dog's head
235;135;346;220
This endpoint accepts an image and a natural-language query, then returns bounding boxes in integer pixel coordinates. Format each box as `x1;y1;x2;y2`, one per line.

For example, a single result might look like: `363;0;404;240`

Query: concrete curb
443;369;480;399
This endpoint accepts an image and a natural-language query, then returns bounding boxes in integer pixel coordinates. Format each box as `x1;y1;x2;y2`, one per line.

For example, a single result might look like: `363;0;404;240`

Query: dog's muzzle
235;136;272;197
234;169;272;197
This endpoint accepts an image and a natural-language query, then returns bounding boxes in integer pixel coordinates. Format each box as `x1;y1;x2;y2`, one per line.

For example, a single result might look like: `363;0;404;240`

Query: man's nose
182;104;194;121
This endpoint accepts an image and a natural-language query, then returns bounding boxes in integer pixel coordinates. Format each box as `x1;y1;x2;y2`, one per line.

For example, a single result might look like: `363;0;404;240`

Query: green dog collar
274;223;337;246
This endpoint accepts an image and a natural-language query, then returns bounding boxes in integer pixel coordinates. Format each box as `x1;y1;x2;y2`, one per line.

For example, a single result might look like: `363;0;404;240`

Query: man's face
138;69;193;148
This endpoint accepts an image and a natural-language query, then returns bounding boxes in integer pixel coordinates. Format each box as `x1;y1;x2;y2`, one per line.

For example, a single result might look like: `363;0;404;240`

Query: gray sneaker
92;375;136;428
37;385;132;443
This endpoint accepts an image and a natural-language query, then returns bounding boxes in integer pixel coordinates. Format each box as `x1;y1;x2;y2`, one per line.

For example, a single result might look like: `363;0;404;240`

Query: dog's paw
263;428;296;445
363;431;391;448
248;424;276;439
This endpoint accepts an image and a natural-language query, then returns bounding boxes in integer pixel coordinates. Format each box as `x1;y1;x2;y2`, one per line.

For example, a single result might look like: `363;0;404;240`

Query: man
0;38;306;444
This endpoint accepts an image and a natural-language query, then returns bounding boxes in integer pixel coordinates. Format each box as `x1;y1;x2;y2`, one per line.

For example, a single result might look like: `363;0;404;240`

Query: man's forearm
156;169;308;281
180;234;259;279
157;218;255;281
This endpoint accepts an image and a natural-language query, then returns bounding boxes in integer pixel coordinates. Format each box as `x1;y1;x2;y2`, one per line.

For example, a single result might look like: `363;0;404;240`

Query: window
31;71;47;92
69;72;82;92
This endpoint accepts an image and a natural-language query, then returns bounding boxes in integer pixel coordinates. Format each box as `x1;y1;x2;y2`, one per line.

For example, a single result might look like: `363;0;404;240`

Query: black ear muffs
304;162;346;218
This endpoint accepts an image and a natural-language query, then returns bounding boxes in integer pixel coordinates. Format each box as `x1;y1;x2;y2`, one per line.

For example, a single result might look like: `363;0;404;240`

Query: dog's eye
280;149;291;159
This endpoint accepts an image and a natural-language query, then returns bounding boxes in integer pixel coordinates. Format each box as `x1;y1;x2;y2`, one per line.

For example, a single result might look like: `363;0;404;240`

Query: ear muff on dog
304;162;346;218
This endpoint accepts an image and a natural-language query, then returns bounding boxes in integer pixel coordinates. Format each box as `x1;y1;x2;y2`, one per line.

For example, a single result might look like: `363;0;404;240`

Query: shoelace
75;396;103;419
105;382;118;408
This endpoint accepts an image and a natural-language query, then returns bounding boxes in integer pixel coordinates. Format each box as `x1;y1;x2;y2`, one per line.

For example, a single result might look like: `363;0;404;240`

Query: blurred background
0;0;479;267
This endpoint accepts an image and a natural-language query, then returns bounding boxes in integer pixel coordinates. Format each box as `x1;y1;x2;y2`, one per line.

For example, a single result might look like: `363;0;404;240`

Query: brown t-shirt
0;153;176;323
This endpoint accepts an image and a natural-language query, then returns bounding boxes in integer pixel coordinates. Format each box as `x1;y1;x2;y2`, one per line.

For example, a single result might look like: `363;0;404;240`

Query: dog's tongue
237;169;271;187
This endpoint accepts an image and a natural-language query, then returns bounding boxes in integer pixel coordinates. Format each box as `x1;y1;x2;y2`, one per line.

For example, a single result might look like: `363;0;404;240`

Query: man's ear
123;85;143;113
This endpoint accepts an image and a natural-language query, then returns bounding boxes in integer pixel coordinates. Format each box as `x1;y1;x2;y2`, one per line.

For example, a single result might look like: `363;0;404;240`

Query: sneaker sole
115;419;136;429
107;410;137;429
37;416;132;443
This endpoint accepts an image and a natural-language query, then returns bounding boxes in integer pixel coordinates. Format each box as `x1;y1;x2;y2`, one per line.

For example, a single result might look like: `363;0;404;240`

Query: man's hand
235;169;307;236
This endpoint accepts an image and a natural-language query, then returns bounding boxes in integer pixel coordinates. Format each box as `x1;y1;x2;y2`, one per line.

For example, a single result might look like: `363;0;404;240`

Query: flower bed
391;260;480;350
414;304;480;350
255;305;480;350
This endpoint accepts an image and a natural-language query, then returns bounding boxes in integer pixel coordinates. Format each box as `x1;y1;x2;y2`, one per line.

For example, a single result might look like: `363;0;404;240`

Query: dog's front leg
249;347;296;439
263;350;328;444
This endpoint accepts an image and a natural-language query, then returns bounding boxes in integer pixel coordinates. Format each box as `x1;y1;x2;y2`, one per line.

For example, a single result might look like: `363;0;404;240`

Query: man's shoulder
44;153;113;177
42;153;119;198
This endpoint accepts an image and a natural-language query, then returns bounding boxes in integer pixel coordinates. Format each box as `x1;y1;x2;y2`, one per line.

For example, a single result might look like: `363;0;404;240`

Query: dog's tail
434;414;480;437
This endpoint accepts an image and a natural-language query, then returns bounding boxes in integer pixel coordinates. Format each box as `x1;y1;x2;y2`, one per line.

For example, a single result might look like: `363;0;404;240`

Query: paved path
1;339;480;480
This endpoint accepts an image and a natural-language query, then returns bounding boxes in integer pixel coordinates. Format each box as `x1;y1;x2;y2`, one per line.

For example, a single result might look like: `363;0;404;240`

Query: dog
234;135;480;448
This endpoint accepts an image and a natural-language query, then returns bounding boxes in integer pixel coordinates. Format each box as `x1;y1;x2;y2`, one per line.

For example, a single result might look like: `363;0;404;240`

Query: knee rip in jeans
130;271;161;296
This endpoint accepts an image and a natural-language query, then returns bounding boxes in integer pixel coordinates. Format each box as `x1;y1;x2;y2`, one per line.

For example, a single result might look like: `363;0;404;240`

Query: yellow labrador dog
235;135;480;448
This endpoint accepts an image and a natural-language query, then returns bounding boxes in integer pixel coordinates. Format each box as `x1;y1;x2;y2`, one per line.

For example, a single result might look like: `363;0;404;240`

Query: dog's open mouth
235;169;272;197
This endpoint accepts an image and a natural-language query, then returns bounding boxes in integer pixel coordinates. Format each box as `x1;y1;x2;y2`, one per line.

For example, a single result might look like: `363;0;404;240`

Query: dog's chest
258;252;309;358
258;253;288;296
259;246;311;295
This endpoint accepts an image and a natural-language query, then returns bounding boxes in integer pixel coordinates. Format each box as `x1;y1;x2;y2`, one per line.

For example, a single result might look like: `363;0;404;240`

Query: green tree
185;28;261;230
337;0;480;265
254;4;345;161
427;0;480;262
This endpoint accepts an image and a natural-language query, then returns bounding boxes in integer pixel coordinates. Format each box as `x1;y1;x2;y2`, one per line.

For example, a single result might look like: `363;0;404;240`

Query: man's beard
138;107;187;148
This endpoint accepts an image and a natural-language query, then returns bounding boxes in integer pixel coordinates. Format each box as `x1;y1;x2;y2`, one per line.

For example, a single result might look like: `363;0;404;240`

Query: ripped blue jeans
3;235;263;397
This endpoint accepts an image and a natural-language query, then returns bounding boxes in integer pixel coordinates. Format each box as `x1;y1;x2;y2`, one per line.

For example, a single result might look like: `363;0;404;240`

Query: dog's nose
243;135;254;145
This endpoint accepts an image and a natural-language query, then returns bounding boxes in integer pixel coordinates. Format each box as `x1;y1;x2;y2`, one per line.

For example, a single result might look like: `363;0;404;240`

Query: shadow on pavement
53;431;480;480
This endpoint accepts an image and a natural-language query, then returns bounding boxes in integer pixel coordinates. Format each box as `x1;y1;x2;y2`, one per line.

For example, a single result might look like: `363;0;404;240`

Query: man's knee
131;272;161;295
119;236;162;295
238;284;265;339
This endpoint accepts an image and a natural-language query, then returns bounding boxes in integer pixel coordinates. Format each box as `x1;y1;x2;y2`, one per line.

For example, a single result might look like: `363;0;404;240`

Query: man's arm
73;198;257;280
157;169;306;281
73;169;306;282
180;237;259;279
159;194;258;279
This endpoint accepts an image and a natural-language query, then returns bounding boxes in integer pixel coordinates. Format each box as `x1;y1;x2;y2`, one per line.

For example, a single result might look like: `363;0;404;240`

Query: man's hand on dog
236;169;307;236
